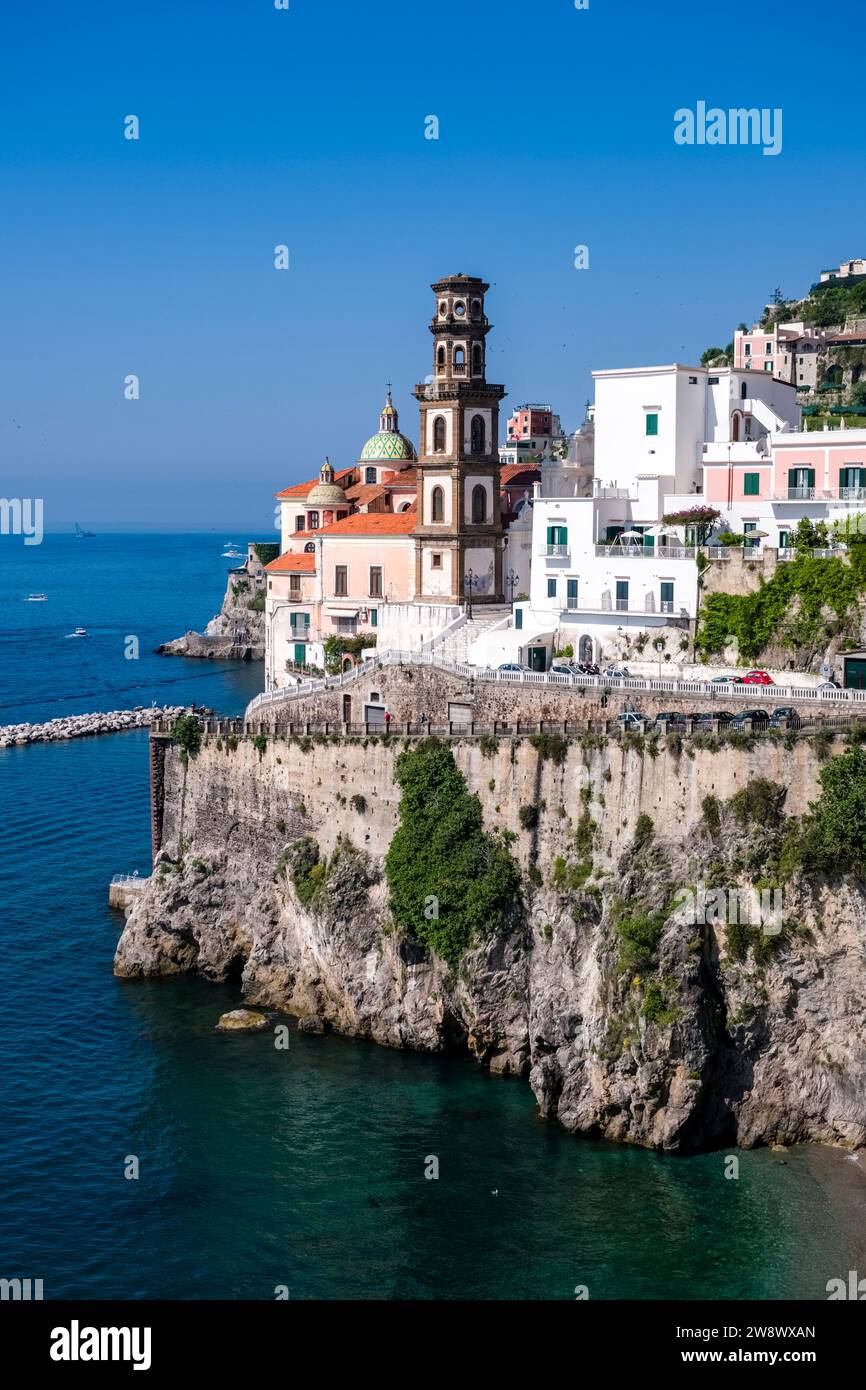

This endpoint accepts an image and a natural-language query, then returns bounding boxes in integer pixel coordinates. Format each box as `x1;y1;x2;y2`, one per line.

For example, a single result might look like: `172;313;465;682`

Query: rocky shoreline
0;705;199;749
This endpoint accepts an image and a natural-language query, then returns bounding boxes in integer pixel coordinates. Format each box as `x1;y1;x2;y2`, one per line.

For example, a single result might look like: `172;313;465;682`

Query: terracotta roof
275;466;355;500
265;552;317;573
500;463;541;485
317;512;417;537
382;467;417;486
343;482;385;504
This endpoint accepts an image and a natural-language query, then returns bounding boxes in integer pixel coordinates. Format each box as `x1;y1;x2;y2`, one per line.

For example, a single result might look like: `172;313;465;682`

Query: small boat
73;522;95;538
27;593;47;602
222;548;243;559
65;627;87;638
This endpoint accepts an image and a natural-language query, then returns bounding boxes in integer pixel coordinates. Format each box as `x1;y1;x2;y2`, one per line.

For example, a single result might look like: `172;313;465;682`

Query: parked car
604;665;631;679
742;669;774;685
550;663;575;677
498;663;526;673
616;711;644;730
770;707;801;729
652;711;686;730
708;674;743;685
693;710;733;726
730;708;770;729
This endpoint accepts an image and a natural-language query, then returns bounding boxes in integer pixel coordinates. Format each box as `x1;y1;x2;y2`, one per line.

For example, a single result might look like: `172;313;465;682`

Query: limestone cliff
158;548;271;661
115;731;866;1152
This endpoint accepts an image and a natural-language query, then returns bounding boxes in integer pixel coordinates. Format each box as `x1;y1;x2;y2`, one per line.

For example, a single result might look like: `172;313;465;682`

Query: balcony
537;543;570;558
593;544;696;560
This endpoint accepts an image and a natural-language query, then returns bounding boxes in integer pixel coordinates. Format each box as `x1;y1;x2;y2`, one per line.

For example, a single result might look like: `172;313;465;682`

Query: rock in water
215;1009;269;1032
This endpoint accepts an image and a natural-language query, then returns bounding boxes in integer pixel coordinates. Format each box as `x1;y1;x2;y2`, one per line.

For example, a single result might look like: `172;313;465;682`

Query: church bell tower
412;274;506;606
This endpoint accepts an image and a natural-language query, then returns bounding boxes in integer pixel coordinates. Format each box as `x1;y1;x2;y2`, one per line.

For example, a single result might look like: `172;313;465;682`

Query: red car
742;669;774;685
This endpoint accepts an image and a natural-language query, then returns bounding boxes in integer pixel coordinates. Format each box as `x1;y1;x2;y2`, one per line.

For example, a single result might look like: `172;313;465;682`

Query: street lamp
464;568;477;620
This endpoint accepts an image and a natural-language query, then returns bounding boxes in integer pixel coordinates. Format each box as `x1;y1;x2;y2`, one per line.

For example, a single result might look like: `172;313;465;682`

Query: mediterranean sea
0;534;864;1299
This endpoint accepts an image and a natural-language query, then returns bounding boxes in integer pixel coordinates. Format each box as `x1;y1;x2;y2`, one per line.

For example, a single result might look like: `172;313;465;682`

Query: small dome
306;457;346;506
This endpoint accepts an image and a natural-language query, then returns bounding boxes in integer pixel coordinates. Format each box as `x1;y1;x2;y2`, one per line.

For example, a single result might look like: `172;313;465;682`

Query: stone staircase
433;605;513;665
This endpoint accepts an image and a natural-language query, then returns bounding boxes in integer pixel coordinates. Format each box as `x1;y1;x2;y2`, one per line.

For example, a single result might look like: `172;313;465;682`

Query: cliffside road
0;705;205;749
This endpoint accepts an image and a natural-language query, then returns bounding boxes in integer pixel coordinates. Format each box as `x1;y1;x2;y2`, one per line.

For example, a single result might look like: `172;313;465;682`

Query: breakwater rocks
0;705;198;749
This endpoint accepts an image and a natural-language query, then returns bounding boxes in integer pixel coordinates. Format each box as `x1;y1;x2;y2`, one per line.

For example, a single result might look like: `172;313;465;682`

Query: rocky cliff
158;550;270;661
115;729;866;1152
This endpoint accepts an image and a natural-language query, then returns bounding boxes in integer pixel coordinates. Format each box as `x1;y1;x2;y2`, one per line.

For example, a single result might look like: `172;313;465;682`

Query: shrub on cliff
172;714;202;767
385;740;521;967
783;747;866;878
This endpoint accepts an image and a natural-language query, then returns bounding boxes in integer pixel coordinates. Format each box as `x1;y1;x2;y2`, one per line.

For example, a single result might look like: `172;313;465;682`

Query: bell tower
412;274;506;606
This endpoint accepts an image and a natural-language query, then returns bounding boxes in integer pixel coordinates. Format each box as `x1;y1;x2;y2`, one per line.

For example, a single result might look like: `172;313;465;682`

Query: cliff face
115;732;866;1152
158;560;265;661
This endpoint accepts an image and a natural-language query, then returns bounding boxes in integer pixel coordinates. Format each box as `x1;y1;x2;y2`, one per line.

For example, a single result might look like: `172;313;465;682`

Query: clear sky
1;0;863;533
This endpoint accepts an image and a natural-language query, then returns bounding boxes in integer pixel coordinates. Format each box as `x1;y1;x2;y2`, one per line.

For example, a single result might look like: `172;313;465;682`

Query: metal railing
538;543;570;557
110;873;149;890
594;544;696;560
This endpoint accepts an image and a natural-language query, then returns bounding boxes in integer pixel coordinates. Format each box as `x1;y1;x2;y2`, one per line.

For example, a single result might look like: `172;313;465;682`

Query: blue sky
1;0;863;532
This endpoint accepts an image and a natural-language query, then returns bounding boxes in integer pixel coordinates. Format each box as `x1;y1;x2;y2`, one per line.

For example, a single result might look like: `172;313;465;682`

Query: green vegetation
661;505;720;546
729;779;786;828
615;903;669;975
697;544;866;660
702;794;721;835
172;713;202;767
782;746;866;878
552;856;591;891
384;740;521;967
246;591;266;613
251;542;279;566
349;793;367;814
640;977;682;1026
276;835;376;913
252;732;268;758
633;813;654;849
323;633;377;674
518;804;539;831
529;731;568;764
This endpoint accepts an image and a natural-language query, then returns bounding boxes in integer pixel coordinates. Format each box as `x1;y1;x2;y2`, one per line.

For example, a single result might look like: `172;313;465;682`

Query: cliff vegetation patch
385;740;521;967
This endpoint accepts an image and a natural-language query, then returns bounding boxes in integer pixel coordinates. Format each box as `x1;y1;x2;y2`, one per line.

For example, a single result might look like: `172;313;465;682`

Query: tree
796;748;866;876
700;346;727;366
662;506;721;547
385;740;521;966
171;714;203;856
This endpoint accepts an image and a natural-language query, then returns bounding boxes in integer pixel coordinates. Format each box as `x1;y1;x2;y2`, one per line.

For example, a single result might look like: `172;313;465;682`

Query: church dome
359;388;417;463
306;457;346;506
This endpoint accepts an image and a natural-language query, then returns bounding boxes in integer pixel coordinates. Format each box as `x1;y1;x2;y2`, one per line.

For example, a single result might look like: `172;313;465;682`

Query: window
615;580;629;611
645;413;658;436
308;510;319;530
433;416;446;452
365;467;377;485
470;414;485;454
743;522;758;550
778;531;789;550
431;485;445;522
369;566;383;598
744;343;752;356
295;515;305;532
765;342;773;354
743;472;760;496
437;345;445;369
289;575;301;599
515;608;523;630
334;565;348;596
688;376;698;385
336;616;355;634
547;578;557;598
764;361;772;371
660;581;674;613
431;553;442;569
471;484;487;523
472;343;482;374
840;467;866;491
547;525;567;550
566;578;578;610
290;611;309;632
454;302;465;317
740;382;748;399
370;608;378;627
454;346;465;369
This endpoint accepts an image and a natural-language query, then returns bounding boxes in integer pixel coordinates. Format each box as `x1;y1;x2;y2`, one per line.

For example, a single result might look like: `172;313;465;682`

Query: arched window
437;344;445;370
365;466;377;484
471;484;486;523
732;412;740;441
454;346;465;370
470;414;485;454
740;381;748;400
433;416;446;452
472;343;482;375
431;485;445;522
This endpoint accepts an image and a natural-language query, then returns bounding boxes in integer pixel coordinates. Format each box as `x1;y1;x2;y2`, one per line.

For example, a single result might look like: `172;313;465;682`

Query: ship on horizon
73;522;95;538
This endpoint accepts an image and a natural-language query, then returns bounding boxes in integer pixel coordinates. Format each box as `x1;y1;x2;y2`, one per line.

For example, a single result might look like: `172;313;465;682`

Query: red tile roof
317;512;417;536
343;482;385;504
382;468;417;486
275;466;355;500
500;463;541;486
265;552;317;573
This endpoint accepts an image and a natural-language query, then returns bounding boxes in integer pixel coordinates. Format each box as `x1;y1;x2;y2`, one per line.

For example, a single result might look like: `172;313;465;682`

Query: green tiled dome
359;430;416;462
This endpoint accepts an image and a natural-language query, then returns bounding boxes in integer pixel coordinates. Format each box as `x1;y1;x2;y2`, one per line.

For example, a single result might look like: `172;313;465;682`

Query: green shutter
744;473;760;496
645;413;658;436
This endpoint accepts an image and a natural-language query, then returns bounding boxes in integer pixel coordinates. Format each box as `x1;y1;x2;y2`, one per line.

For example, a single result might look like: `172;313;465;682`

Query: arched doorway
579;634;594;664
732;412;741;441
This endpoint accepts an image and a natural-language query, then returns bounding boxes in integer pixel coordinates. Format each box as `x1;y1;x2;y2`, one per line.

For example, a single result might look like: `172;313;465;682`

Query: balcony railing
537;543;570;557
594;544;696;560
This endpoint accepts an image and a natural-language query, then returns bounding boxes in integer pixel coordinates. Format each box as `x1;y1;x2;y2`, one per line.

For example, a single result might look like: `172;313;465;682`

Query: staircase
434;605;513;665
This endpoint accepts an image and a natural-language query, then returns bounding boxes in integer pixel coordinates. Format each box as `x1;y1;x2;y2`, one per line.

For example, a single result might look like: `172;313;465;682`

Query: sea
0;533;864;1300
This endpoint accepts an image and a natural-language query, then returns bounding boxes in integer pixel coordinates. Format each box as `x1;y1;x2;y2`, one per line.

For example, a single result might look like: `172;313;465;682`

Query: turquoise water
0;535;864;1299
